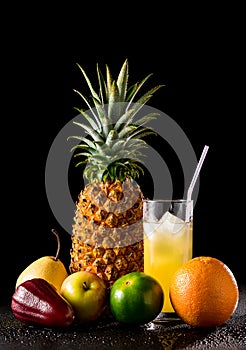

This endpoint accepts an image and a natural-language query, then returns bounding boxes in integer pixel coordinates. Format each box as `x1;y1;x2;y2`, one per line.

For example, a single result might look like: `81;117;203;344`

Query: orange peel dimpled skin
169;256;239;327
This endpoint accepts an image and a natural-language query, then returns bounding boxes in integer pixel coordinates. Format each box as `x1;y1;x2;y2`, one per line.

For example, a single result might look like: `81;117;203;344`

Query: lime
109;272;164;324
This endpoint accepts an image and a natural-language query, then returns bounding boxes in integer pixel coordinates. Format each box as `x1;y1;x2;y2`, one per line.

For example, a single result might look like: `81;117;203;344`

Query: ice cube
158;211;186;234
159;211;170;223
143;222;161;238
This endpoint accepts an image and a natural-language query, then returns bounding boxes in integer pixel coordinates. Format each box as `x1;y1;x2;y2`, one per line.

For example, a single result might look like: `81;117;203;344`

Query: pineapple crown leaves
68;58;164;183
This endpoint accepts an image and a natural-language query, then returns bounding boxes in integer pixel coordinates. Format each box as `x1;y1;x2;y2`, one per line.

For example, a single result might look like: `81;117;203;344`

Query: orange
169;256;239;327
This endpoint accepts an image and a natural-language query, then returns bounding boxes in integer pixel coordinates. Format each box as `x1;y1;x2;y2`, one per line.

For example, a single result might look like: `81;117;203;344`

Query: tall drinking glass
143;199;193;322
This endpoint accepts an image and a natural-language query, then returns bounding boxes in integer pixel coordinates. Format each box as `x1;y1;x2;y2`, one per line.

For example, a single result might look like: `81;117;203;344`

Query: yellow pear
16;229;68;292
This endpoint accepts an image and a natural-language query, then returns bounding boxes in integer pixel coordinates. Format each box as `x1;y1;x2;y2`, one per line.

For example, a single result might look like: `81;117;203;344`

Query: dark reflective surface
1;285;245;349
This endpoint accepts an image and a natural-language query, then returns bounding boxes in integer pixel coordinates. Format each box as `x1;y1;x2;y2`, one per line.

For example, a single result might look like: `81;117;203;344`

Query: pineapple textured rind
70;179;144;288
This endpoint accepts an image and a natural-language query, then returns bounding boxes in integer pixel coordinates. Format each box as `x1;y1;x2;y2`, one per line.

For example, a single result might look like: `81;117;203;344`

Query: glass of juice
143;199;193;322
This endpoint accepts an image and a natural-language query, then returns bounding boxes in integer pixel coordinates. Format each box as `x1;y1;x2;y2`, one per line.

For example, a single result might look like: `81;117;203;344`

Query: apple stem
51;229;61;261
83;281;89;291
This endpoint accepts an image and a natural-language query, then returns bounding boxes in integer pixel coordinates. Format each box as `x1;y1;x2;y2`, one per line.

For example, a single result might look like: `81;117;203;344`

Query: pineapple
68;58;163;289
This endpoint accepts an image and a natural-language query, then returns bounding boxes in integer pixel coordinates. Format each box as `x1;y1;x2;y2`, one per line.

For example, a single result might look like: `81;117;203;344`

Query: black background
2;5;244;304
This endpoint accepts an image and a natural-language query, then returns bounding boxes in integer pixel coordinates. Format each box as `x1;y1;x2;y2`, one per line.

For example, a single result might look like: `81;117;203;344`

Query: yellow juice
144;212;193;313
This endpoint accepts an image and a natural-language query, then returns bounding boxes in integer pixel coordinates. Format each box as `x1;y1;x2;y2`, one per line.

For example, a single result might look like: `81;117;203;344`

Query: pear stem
51;229;61;261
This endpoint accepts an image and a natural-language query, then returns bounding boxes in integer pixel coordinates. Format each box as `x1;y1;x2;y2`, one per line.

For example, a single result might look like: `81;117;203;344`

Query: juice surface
144;213;192;313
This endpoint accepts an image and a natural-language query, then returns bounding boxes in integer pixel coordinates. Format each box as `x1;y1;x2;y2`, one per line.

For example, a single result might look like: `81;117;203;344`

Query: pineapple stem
51;229;61;261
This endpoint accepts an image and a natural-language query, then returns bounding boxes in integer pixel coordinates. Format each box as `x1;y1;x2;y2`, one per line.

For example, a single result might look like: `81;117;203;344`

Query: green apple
60;271;108;323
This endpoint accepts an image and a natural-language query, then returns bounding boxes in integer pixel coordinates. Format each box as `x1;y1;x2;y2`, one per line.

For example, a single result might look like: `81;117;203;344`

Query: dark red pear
11;278;75;328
